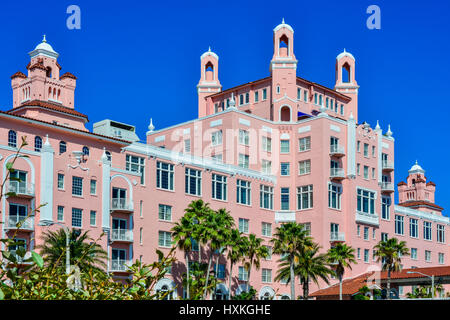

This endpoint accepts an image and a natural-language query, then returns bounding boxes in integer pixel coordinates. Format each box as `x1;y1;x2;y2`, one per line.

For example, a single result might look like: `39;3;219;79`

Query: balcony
110;229;134;243
382;160;394;172
330;232;346;242
4;216;35;231
7;182;35;199
355;211;379;226
109;259;132;272
275;211;296;223
329;145;345;157
111;198;133;213
330;168;345;181
381;182;395;193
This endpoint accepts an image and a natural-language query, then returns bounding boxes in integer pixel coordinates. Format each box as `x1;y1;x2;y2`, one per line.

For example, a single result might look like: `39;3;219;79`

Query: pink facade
1;22;449;300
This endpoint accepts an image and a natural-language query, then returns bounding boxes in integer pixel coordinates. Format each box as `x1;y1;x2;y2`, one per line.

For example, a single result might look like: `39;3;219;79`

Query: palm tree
271;222;313;300
327;242;357;300
226;228;247;299
243;233;269;293
373;237;409;300
37;228;107;272
184;199;212;263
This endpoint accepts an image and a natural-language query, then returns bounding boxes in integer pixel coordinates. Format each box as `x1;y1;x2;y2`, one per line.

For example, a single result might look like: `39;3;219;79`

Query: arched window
280;106;291;122
158;285;171;300
105;151;112;161
57;89;61;101
342;63;351;83
59;141;67;154
46;67;52;78
8;130;17;148
279;34;289;57
205;62;214;81
35;136;42;152
82;146;89;156
48;87;52;99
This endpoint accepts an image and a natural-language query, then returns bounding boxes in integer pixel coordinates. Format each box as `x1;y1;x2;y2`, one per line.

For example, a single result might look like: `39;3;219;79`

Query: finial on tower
43;34;47;43
208;46;211;52
282;18;285;24
148;118;155;132
386;124;393;137
229;93;236;108
375;120;380;131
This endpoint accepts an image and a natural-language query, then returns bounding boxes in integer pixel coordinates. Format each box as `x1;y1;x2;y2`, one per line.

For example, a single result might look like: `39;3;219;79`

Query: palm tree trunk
290;259;295;300
339;274;343;301
303;277;309;300
214;253;220;299
228;262;234;300
387;269;391;300
203;254;213;299
186;252;190;300
247;262;252;294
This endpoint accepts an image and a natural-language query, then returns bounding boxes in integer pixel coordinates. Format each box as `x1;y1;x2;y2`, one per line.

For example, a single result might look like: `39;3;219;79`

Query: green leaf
31;251;44;268
0;288;4;300
6;162;13;170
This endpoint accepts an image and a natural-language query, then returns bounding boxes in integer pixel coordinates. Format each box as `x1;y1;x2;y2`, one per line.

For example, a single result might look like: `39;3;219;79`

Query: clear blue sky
1;0;449;214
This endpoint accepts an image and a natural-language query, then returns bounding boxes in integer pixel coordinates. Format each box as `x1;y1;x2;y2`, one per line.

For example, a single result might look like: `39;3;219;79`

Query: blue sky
1;0;449;213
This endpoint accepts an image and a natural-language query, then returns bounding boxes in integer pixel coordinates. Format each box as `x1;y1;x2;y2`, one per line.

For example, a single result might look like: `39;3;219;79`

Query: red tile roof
60;72;77;80
426;181;436;187
27;62;47;72
398;200;444;211
11;71;27;79
9;100;88;120
397;181;407;186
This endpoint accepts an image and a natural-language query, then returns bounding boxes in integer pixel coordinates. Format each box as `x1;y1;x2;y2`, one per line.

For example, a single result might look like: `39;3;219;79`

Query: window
72;176;83;196
411;248;418;260
437;224;445;243
357;248;361;259
71;208;82;228
280;162;290;176
82;146;89;156
90;179;97;195
262;88;267;100
372;168;376;179
314;93;318;105
238;154;249;169
239;94;244;105
276;86;280;94
357;163;360;175
140;228;143;245
340;104;344;115
212;130;223;146
301;223;311;236
357;188;376;214
298;160;311;175
265;246;272;260
212;174;227;201
126;155;145;184
239;129;249;145
237;179;251;205
409;218;418;238
90;210;96;226
357;141;360;152
297;185;313;210
112;187;127;208
395;215;404;235
238;266;248;281
438;253;444;265
262;269;272;283
363;166;369;179
254;91;259;103
245;92;249;104
262;222;272;237
158;231;172;247
299;137;311;152
363;143;369;157
357;225;361;237
424;221;432;241
159;204;172;221
239;218;249;234
381;232;388;242
9;204;27;223
57;206;64;221
328;184;342;209
8;130;17;148
280;140;290;153
425;250;431;262
34;136;42;152
57;173;64;190
156;161;174;190
381;196;391;220
184;139;191;153
364;227;369;240
373;228;376;240
261;160;272;174
262;136;272;152
372;146;376;157
260;185;273;210
217;264;226;279
364;249;369;263
59;141;67;154
280;188;290;210
185;168;202;196
297;88;301;100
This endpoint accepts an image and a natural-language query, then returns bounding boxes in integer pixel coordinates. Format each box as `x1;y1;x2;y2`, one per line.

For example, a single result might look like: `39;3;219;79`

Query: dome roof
200;46;219;61
409;160;425;174
274;18;294;33
29;35;59;59
336;48;355;61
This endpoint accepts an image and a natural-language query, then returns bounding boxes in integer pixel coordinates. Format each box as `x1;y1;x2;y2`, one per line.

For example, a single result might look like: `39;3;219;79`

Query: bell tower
335;49;359;121
197;47;221;117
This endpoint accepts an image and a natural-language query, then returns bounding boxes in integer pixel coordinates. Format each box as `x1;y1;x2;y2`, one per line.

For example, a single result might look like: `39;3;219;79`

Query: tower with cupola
197;47;222;117
335;49;359;122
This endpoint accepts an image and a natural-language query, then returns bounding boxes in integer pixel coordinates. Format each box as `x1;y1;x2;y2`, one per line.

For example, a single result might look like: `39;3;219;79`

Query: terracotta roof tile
398;200;444;211
8;100;88;120
11;71;27;79
60;72;77;80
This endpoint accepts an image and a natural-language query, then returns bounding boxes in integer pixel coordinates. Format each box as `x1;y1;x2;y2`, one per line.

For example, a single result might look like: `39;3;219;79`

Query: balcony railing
330;145;345;157
330;232;346;242
7;182;35;198
111;229;133;242
355;211;379;226
5;216;35;231
275;211;296;223
330;168;345;180
381;182;395;192
111;198;133;212
109;259;132;272
382;160;394;171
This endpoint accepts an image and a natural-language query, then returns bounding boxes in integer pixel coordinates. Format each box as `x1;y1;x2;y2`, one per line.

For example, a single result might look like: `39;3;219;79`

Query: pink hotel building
1;21;449;299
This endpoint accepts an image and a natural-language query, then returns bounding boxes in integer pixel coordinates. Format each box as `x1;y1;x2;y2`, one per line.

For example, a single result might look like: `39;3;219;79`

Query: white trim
394;205;450;225
239;118;251;127
298;125;311;133
210;119;222;127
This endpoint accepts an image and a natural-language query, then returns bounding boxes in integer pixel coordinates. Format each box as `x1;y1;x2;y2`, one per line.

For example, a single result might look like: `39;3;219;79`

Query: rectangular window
371;168;375;179
280;140;290;153
239;218;249;234
72;176;83;196
438;253;444;265
395;215;404;235
357;225;361;237
184;139;191;153
217;264;226;279
281;187;290;210
211;130;223;146
299;137;311;152
363;143;369;157
238;266;248;281
239;129;249;146
237;179;251;205
328;184;342;210
238;154;249;169
364;227;369;240
71;208;82;228
262;222;272;237
364;249;369;263
357;163;360;175
381;196;391;220
90;210;96;226
298;160;311;175
304;90;308;102
260;185;274;210
254;91;259;103
261;160;272;174
156;161;174;191
357;188;376;214
245;92;249;104
262;88;267;100
297;185;313;210
301;223;311;236
425;250;431;262
363;166;369;179
90;179;97;195
158;204;172;221
280;162;290;176
409;218;418;238
437;224;445;243
185;167;202;196
297;88;301;100
126;154;145;184
357;141;361;152
381;232;388;242
265;246;272;260
357;248;361;259
411;248;418;260
262;136;272;152
372;146;376;157
424;221;432;241
239;94;244;105
57;206;64;221
212;174;227;201
158;231;172;247
262;269;272;283
57;173;64;190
